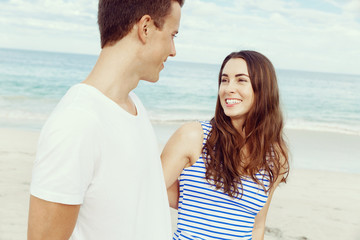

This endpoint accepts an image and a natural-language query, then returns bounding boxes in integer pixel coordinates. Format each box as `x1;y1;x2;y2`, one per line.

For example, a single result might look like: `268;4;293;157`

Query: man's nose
169;41;176;57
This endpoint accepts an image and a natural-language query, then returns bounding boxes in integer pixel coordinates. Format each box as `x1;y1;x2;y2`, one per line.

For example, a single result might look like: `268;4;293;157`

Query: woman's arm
252;186;277;240
252;158;288;239
161;122;204;208
167;180;180;209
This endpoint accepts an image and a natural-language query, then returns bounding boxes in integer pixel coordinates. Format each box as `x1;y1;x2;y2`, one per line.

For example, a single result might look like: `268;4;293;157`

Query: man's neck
83;39;143;107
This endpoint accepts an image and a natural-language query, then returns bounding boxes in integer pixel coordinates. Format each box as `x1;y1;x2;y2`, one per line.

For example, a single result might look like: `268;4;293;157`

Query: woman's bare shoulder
179;121;203;136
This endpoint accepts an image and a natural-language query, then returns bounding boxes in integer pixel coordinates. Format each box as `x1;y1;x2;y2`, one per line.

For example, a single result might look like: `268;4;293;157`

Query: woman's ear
137;15;152;44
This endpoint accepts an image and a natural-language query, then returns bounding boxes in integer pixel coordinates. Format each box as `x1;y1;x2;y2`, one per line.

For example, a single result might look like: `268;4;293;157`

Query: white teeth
226;99;241;104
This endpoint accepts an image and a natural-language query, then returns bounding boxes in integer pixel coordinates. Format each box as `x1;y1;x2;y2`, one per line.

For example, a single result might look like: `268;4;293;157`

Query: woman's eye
221;78;228;82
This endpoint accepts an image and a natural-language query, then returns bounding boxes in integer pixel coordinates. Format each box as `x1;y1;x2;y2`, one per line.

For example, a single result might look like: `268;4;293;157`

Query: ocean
1;48;360;136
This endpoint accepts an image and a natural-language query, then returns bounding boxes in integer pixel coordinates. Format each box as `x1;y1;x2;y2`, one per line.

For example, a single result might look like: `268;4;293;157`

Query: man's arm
28;195;80;240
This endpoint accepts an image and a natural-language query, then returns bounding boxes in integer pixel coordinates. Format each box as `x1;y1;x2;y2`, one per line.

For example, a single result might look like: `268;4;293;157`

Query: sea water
1;48;360;173
1;48;359;135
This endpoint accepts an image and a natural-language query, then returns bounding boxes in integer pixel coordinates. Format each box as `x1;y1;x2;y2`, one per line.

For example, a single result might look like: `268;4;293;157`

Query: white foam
285;119;360;136
0;109;49;121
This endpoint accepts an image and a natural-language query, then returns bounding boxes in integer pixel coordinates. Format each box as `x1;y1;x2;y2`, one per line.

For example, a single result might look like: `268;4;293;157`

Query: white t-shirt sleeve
30;108;100;205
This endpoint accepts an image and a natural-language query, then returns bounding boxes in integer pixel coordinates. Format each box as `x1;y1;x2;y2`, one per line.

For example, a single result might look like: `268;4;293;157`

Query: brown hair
98;0;185;48
204;50;289;198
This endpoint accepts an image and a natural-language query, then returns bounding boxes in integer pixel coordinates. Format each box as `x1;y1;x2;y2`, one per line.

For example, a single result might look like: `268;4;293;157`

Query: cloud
0;0;359;74
0;0;97;30
0;0;99;53
176;0;360;74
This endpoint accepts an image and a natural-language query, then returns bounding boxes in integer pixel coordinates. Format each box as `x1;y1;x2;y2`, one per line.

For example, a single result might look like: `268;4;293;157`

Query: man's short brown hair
98;0;184;48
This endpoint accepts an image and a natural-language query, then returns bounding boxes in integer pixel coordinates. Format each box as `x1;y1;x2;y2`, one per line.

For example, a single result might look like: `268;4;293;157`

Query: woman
161;50;289;239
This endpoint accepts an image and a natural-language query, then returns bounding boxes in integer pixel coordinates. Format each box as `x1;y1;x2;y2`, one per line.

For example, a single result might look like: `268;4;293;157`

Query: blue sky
0;0;359;75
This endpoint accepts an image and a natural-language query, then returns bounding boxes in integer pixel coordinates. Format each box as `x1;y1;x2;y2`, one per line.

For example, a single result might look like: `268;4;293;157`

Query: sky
0;0;359;75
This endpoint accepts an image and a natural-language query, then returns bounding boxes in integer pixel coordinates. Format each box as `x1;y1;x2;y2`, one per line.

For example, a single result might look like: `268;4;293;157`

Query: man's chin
142;75;160;83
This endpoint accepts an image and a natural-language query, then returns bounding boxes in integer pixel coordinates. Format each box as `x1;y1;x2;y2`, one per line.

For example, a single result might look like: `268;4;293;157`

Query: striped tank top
173;121;270;240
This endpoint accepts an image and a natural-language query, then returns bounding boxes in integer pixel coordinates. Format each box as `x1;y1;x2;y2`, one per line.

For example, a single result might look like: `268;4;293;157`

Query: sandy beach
1;125;360;240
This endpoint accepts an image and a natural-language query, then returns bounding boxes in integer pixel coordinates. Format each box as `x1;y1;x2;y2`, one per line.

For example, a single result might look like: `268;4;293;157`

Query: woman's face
218;58;254;126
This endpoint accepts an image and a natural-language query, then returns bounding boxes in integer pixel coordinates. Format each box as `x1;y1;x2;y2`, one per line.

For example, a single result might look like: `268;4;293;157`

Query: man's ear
137;15;153;44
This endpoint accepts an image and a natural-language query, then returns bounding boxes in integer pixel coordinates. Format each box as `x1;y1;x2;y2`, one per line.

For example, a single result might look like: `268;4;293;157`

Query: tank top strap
199;120;212;146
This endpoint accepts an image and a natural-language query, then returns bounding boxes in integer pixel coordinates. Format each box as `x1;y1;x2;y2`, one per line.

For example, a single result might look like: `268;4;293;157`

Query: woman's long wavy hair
203;50;289;198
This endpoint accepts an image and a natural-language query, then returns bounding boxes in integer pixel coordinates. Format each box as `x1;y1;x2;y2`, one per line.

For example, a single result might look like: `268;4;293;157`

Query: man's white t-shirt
30;83;172;239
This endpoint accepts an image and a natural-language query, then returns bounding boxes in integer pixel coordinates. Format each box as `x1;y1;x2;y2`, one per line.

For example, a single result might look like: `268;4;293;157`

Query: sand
1;126;360;240
0;128;38;240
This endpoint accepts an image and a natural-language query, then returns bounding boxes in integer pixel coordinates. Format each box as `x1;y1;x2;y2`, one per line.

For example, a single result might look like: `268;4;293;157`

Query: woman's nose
225;80;236;93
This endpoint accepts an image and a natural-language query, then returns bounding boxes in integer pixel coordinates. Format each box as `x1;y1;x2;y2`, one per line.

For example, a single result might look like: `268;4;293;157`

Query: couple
27;0;289;239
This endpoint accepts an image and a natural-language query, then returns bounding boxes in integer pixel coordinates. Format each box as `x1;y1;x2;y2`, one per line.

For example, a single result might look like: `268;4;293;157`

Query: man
27;0;184;239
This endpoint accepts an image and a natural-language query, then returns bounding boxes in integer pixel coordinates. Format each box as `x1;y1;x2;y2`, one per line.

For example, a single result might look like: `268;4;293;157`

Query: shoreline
0;126;359;239
154;122;360;174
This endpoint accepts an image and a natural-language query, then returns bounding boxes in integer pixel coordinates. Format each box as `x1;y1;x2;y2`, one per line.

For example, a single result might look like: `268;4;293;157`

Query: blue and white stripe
174;121;270;240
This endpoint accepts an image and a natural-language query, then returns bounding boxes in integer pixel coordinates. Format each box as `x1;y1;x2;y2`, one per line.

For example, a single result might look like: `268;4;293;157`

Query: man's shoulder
58;83;101;109
54;84;104;116
42;85;102;135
